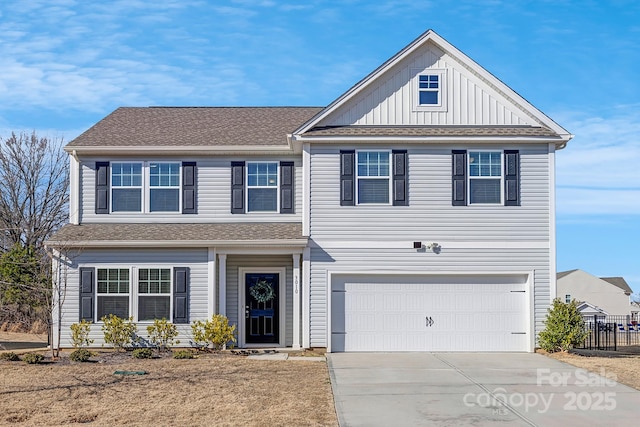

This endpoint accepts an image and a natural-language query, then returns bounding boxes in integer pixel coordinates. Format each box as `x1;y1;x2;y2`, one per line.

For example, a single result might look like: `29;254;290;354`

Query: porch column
218;253;227;316
207;248;216;318
292;253;301;349
302;247;310;348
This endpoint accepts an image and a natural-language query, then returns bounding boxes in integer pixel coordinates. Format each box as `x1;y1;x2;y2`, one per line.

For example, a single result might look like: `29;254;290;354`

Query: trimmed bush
0;352;20;361
132;348;154;359
70;320;94;348
191;314;237;351
22;353;44;364
538;298;588;352
69;348;94;362
101;314;137;351
173;349;195;359
147;318;179;351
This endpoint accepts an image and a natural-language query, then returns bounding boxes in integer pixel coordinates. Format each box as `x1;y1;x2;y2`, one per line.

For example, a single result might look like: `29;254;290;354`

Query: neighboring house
557;269;633;315
46;30;572;352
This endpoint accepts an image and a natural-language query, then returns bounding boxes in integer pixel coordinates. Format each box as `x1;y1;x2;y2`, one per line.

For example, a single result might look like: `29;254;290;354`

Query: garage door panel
332;275;529;352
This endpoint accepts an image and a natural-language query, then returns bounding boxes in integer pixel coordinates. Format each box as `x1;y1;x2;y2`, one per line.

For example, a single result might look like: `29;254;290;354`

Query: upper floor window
247;162;278;212
565;294;571;304
149;163;180;212
451;150;519;207
469;151;502;204
96;161;191;214
357;151;390;204
111;163;142;212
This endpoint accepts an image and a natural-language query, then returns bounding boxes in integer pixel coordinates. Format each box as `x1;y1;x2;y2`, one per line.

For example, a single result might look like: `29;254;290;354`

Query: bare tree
0;132;69;252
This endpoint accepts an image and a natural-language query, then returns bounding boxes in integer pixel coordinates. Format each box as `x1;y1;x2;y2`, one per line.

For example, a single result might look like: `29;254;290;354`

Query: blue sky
1;0;639;295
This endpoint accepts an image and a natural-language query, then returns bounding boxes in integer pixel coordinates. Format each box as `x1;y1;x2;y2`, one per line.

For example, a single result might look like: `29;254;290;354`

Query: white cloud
555;109;640;216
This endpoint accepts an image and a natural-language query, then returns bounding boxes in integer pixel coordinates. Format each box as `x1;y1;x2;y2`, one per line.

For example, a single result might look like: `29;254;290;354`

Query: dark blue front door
245;273;279;344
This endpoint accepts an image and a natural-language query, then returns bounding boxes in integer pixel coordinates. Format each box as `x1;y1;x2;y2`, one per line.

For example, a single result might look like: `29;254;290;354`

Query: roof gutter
64;145;296;156
45;239;309;249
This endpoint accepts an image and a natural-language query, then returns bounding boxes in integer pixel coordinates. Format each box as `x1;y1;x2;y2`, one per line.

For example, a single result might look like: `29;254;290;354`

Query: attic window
413;69;447;112
419;75;439;105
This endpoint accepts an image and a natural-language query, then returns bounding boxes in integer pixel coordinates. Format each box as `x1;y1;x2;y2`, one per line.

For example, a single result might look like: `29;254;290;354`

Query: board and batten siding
79;156;302;223
56;248;208;347
307;143;552;348
224;255;294;347
318;44;537;127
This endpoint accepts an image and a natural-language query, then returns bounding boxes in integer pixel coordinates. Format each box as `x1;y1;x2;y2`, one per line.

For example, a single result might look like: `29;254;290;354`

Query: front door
245;273;279;344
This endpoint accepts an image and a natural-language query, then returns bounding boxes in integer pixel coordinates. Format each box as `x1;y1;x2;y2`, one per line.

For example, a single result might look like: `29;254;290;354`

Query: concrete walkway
328;353;640;427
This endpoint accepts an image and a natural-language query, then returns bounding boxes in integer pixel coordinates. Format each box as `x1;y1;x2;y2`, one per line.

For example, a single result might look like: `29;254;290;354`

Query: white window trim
412;68;447;112
246;161;280;213
467;150;504;205
93;265;175;323
109;161;182;214
356;150;392;206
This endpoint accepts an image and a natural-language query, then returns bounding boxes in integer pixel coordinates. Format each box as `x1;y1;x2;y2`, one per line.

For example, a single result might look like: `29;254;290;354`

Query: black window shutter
173;267;189;324
231;161;245;214
280;161;294;214
452;150;467;206
340;151;355;206
392;150;408;206
504;150;520;206
79;267;95;322
182;162;197;214
95;162;110;214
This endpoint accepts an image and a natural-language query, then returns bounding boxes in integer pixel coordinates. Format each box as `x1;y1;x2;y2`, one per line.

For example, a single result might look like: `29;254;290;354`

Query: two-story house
47;30;572;352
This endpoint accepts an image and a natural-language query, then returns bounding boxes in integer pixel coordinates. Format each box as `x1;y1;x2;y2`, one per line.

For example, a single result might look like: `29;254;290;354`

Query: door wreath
250;280;275;303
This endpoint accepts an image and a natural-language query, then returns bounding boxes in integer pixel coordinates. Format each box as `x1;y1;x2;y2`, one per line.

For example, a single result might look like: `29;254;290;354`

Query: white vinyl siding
307;143;552;348
57;248;208;347
80;156;302;223
316;44;535;127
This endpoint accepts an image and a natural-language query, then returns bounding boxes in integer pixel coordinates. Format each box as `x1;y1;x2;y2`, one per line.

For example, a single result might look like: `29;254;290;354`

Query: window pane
97;296;129;319
112;163;142;187
150;189;179;212
357;152;389;177
247;162;278;188
358;179;389;204
470;151;501;177
470;179;501;204
138;296;170;321
248;188;277;212
419;91;438;105
112;189;141;212
149;163;180;188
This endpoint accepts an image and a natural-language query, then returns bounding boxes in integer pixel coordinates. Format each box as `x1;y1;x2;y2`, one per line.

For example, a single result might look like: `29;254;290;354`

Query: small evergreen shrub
0;352;20;361
22;353;44;364
132;348;154;359
538;298;588;352
147;318;180;351
173;349;195;359
70;320;94;348
191;314;237;351
101;314;137;351
69;348;94;362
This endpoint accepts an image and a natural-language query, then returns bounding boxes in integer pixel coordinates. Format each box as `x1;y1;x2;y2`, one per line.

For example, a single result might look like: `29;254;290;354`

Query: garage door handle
426;316;434;327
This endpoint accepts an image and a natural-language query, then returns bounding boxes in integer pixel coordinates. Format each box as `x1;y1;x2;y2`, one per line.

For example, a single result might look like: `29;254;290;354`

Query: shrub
132;348;154;359
101;314;137;351
538;298;588;352
69;348;93;362
147;318;180;351
173;349;195;359
191;314;237;351
0;352;20;361
22;353;44;364
70;320;94;348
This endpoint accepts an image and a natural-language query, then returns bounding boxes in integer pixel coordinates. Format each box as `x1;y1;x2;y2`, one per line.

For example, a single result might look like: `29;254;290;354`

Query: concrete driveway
327;353;640;427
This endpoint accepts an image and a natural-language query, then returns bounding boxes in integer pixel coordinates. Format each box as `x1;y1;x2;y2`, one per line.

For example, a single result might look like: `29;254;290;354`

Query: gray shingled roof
67;107;323;147
302;125;560;138
46;223;306;246
601;277;633;294
557;269;578;279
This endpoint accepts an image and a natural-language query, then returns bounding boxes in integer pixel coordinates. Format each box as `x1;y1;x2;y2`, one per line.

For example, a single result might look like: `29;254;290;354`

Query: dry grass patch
543;346;640;391
0;351;337;426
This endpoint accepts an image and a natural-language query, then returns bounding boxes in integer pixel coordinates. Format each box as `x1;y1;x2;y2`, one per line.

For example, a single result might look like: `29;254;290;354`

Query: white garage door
331;274;529;352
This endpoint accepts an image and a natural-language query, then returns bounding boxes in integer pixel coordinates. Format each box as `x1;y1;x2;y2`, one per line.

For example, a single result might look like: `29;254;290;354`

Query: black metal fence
579;314;640;351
